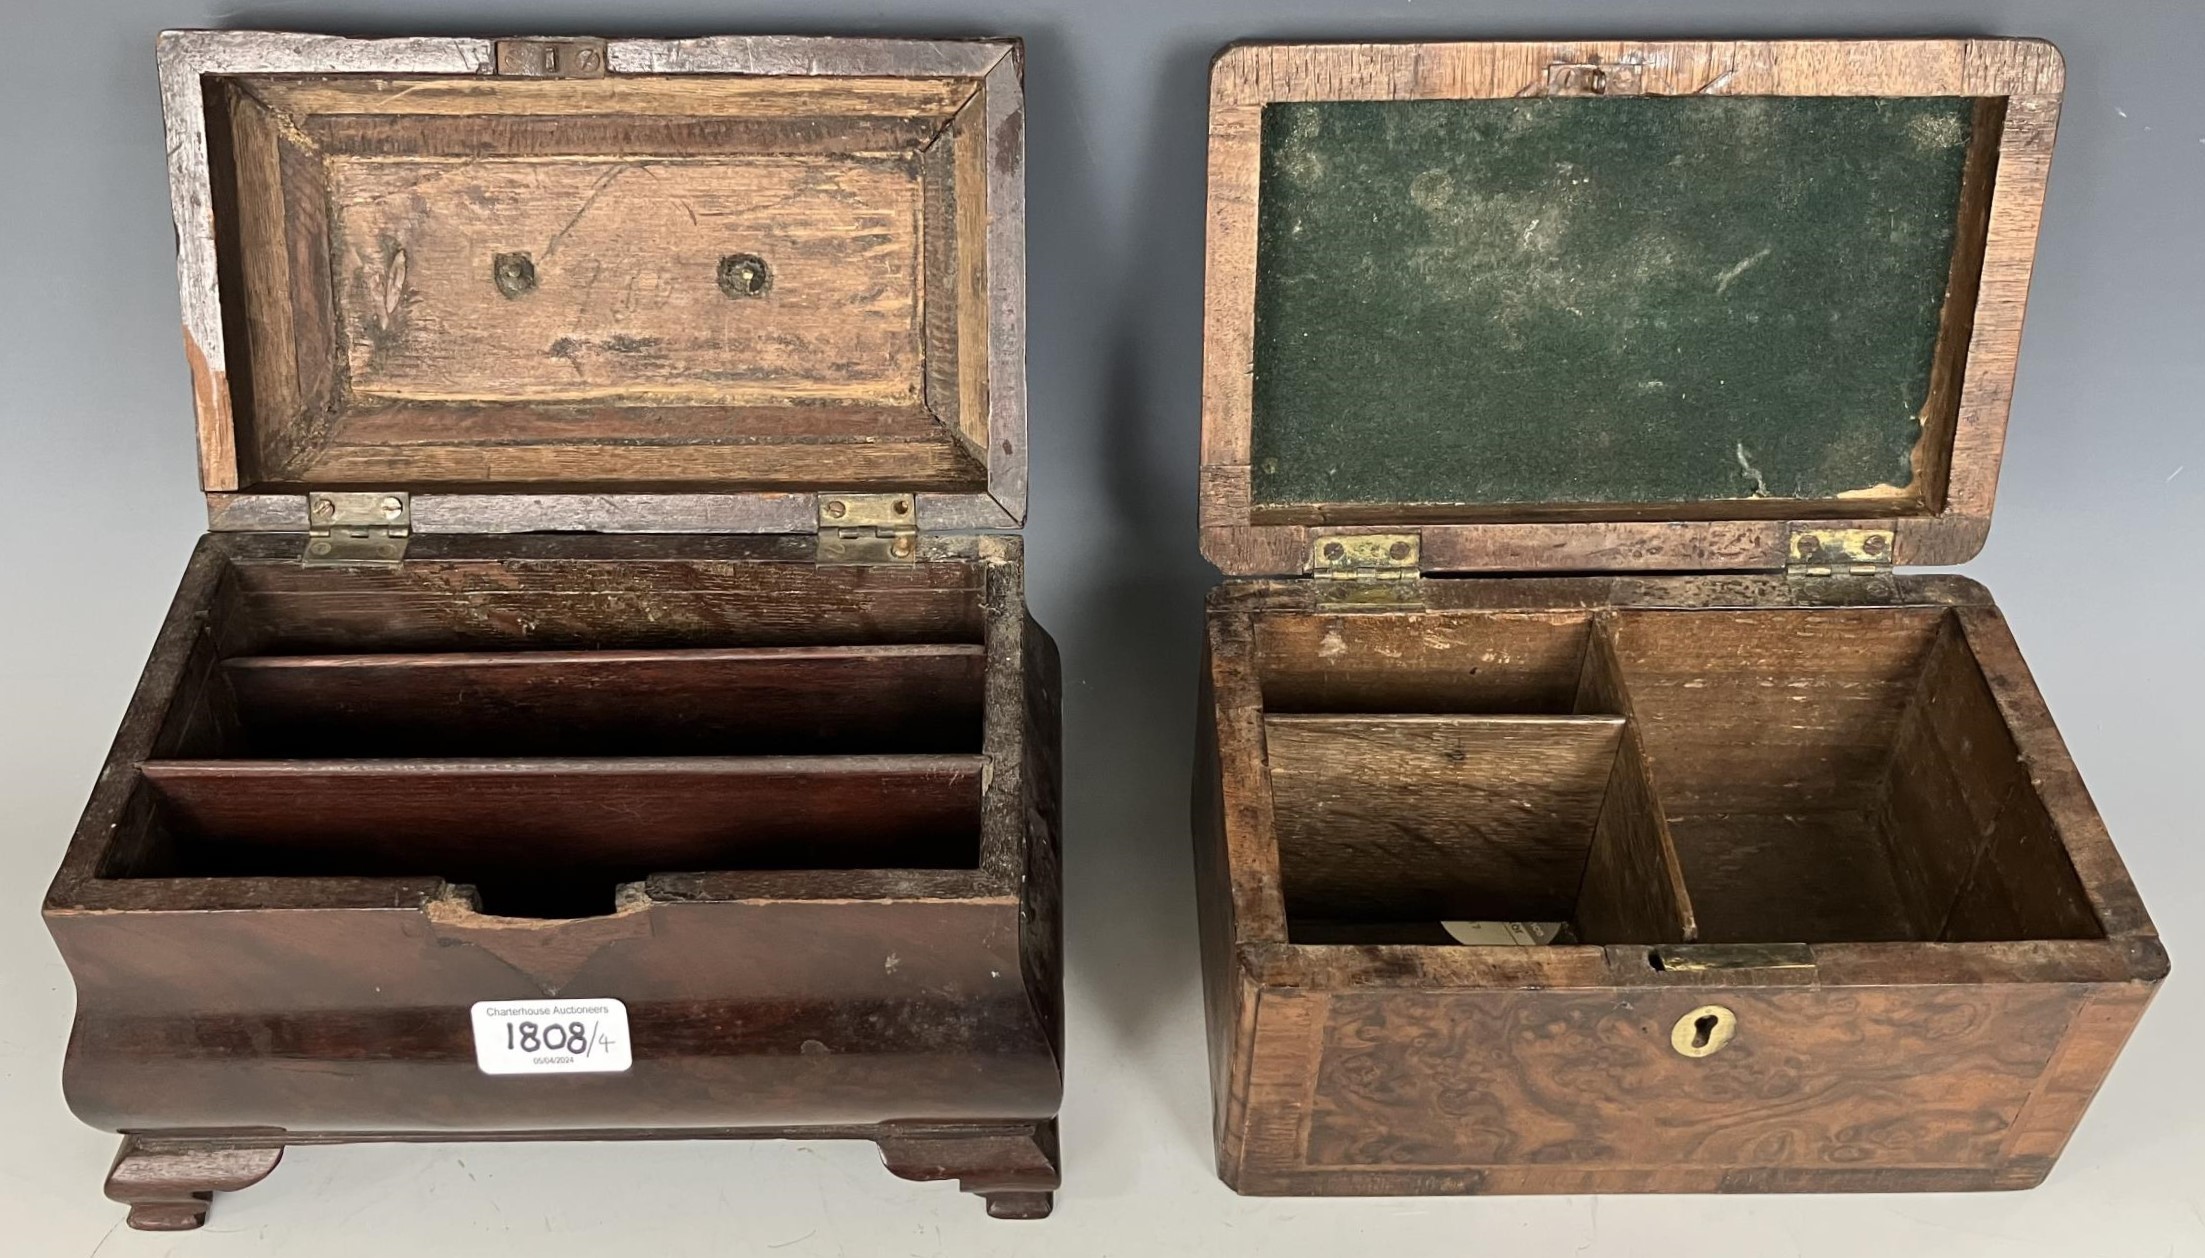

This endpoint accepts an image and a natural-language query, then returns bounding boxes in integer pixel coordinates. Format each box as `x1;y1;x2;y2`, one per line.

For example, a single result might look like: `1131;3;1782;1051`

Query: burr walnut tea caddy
45;30;1061;1229
1192;38;2165;1197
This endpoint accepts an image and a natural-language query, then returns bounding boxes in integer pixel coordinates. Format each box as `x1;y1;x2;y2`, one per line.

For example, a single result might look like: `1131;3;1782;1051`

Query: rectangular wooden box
45;31;1060;1230
1193;38;2166;1196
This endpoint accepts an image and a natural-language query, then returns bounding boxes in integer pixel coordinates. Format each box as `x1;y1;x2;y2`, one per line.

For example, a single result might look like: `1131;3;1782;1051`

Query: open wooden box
1194;38;2165;1196
45;31;1060;1229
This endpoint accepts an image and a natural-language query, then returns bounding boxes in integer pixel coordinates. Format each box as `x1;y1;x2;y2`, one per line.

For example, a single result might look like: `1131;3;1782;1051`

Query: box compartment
50;534;1062;1190
1250;612;1691;945
214;644;988;757
1243;601;2103;950
1610;607;2100;945
1193;37;2160;1203
94;540;1008;917
1197;576;2161;1195
1269;713;1624;941
55;30;1057;1231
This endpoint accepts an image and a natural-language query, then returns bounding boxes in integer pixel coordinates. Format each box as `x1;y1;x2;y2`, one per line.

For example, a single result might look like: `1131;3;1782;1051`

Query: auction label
470;998;632;1075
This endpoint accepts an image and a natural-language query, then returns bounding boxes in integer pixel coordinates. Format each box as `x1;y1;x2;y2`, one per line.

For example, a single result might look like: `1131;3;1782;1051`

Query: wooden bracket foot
877;1118;1059;1219
105;1135;284;1231
982;1188;1055;1219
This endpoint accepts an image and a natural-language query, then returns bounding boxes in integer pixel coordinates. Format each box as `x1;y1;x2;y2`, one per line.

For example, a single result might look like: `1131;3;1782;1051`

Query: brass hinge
303;492;410;567
493;37;608;78
1311;533;1422;610
1783;526;1895;603
817;493;920;564
1545;60;1646;96
1784;527;1894;579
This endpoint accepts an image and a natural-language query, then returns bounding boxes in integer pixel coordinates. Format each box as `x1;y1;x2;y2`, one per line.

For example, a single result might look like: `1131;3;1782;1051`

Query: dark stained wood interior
1248;604;2101;946
1610;606;1949;943
1878;617;2101;943
100;544;1003;918
139;757;985;918
220;644;987;757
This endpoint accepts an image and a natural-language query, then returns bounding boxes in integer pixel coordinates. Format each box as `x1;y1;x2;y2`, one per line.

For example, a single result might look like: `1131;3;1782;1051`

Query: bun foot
105;1135;284;1231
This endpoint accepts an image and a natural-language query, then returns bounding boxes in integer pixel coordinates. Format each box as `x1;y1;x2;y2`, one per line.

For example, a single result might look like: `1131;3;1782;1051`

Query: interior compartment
1610;607;2100;945
1251;612;1690;944
1245;603;2100;947
217;644;985;757
102;544;1004;917
140;757;981;919
1254;611;1600;714
1266;713;1624;941
200;71;998;491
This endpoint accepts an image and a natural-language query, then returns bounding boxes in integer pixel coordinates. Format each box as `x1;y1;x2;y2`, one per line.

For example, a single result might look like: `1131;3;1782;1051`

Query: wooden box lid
1199;39;2064;576
161;31;1027;537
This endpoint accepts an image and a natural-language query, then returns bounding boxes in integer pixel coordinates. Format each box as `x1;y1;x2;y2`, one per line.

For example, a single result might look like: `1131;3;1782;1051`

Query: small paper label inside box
469;999;632;1075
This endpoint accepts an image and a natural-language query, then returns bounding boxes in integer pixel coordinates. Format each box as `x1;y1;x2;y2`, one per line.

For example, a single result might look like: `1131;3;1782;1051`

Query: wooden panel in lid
1200;39;2063;575
161;31;1027;534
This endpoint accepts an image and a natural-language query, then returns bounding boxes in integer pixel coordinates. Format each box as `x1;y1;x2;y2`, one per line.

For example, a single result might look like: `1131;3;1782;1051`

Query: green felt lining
1250;96;1979;510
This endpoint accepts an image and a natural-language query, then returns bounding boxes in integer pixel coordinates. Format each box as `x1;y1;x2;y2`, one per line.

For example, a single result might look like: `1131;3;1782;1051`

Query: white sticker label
470;999;633;1075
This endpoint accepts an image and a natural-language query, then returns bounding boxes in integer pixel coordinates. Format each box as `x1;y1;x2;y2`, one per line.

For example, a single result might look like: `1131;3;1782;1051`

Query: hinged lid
1199;39;2064;578
159;31;1027;539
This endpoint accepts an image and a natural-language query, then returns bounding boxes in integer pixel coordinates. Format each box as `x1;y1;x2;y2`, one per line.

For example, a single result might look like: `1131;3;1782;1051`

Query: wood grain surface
1254;611;1595;713
165;32;1028;521
328;154;925;407
1571;623;1697;943
1266;714;1623;928
1301;983;2078;1173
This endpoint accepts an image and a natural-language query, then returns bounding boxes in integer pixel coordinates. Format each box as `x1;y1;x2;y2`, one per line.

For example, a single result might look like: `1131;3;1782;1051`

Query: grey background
0;1;2198;1254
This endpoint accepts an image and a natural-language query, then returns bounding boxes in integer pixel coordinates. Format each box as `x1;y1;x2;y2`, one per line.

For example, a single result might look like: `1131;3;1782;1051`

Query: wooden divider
1570;619;1698;945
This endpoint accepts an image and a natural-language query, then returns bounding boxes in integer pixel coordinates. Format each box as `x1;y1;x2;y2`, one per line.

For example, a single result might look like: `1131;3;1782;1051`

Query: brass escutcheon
1671;1005;1737;1057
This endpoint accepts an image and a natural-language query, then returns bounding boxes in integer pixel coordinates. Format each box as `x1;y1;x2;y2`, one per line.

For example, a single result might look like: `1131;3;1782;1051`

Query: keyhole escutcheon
1671;1004;1737;1058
